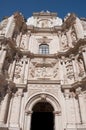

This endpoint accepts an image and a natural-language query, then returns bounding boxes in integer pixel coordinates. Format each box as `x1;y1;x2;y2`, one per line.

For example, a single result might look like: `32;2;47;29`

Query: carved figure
53;67;59;78
29;67;35;78
71;32;77;42
61;34;68;50
20;34;27;50
14;64;22;79
78;58;85;77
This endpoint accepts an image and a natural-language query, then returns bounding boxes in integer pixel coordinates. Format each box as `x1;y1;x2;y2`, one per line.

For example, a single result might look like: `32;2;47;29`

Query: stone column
70;55;79;81
74;18;84;39
25;33;31;50
61;57;67;84
81;49;86;71
25;111;32;130
64;89;71;125
24;58;30;84
0;91;11;124
66;30;73;48
76;87;86;124
20;56;26;83
58;31;62;50
0;45;7;74
54;111;62;130
9;88;23;129
9;59;16;80
60;59;65;85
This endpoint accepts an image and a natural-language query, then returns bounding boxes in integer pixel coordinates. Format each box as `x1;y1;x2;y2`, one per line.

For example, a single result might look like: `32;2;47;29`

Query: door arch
24;93;62;130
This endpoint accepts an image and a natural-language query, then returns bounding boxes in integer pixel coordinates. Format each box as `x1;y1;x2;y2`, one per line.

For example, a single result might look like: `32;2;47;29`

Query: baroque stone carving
29;60;59;79
20;34;27;50
77;58;85;77
14;61;23;83
61;33;69;50
65;59;74;81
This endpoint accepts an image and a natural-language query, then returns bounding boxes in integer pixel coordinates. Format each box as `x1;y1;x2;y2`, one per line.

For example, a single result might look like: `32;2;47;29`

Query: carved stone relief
71;31;77;43
29;59;59;80
14;60;23;83
65;59;74;82
77;58;85;77
61;33;69;50
20;34;27;50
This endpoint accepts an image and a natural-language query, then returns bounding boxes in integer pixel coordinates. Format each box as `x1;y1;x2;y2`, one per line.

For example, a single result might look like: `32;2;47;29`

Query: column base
66;123;86;130
9;124;21;130
0;125;8;130
9;127;21;130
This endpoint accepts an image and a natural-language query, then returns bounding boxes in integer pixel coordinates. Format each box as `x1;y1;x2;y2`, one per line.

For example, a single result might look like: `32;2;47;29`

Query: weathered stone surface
0;11;86;130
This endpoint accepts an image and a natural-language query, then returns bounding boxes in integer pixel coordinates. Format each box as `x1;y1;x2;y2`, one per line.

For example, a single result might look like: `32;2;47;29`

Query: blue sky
0;0;86;21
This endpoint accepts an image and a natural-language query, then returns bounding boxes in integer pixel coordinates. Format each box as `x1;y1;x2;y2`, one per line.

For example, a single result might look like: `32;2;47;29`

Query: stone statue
71;31;77;42
61;34;68;50
14;62;23;81
77;58;85;77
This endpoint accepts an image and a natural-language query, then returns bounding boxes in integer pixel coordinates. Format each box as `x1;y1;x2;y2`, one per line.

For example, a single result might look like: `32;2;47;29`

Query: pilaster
9;88;23;130
76;87;86;124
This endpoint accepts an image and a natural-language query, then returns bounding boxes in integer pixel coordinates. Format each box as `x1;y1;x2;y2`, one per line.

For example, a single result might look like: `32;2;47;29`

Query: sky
0;0;86;21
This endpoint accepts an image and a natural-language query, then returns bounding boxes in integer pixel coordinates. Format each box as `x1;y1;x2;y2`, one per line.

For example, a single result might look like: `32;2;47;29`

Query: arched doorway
25;93;62;130
31;102;54;130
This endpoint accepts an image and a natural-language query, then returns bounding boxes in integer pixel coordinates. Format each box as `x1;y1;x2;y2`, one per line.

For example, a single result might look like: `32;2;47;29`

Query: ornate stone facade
0;11;86;130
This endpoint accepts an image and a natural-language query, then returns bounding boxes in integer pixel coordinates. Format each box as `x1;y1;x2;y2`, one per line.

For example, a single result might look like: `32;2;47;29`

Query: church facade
0;11;86;130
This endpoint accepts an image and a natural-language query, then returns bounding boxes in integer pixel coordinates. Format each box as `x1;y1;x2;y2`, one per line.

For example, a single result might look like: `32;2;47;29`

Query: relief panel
28;58;60;80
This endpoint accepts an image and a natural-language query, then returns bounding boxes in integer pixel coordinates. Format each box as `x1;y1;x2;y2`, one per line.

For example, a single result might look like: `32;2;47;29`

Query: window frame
39;44;49;55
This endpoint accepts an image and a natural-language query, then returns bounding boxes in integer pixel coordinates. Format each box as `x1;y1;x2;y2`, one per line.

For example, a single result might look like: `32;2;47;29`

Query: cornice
28;79;60;84
61;75;86;91
27;25;62;33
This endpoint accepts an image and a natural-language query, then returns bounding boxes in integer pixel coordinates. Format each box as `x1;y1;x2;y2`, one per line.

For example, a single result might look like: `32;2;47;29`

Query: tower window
39;44;49;54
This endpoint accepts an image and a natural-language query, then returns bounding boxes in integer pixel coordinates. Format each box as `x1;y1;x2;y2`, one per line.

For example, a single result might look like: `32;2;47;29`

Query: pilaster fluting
76;88;86;123
9;88;23;128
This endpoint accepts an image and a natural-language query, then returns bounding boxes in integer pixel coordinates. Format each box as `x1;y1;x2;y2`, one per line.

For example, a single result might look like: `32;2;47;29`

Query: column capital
16;88;23;97
76;87;82;95
64;88;70;99
25;110;33;115
53;111;61;116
